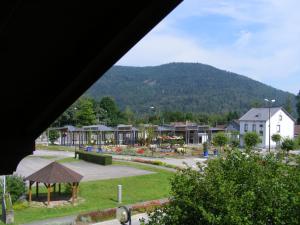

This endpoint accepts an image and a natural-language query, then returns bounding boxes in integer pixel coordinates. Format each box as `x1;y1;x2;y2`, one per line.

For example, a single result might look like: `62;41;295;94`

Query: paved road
32;150;208;169
93;213;148;225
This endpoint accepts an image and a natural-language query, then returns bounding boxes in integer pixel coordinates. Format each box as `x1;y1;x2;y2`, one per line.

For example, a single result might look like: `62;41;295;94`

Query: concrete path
22;215;77;225
93;213;148;225
15;156;154;181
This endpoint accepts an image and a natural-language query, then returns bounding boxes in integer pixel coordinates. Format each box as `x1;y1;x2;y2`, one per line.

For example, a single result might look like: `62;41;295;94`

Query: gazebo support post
59;183;61;195
72;183;75;205
36;182;39;198
47;184;51;206
75;182;79;199
53;183;56;193
28;181;32;203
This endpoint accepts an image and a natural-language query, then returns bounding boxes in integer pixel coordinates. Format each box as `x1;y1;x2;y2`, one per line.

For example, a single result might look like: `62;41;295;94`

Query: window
277;125;280;133
252;124;256;132
279;115;282;121
244;124;248;132
259;124;263;128
259;130;263;136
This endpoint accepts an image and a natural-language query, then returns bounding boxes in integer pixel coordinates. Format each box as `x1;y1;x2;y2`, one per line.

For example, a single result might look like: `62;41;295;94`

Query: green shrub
48;130;59;144
244;132;261;152
75;151;112;165
0;175;26;204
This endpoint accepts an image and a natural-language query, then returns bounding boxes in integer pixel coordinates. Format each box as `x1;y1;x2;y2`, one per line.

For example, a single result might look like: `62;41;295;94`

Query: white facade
239;108;295;148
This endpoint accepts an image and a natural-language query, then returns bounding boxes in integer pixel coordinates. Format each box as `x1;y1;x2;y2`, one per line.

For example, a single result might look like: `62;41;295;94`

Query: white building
239;107;295;148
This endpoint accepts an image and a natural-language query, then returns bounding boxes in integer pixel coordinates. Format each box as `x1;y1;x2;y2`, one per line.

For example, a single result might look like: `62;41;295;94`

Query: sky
117;0;300;95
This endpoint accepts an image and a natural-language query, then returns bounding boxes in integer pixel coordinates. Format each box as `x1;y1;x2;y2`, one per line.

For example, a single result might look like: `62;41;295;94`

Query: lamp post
264;98;275;152
149;106;155;124
74;107;78;150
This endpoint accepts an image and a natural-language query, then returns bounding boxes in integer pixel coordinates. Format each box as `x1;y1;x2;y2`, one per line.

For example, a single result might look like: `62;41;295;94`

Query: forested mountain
86;63;296;116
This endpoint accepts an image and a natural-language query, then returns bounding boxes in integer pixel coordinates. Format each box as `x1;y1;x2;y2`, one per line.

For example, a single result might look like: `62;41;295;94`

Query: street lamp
148;106;155;124
264;98;275;152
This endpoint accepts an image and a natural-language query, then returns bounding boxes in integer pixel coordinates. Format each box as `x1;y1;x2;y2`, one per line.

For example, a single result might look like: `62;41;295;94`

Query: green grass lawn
1;162;174;224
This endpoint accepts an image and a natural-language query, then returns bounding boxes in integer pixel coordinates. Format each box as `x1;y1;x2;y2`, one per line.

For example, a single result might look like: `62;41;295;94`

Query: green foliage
203;142;208;151
86;63;296;116
271;133;281;143
0;175;26;204
144;150;300;225
212;132;228;149
297;90;300;123
75;97;97;126
48;129;59;144
281;138;295;152
243;132;261;151
230;139;240;148
271;134;281;149
284;95;293;114
145;126;155;146
76;151;112;165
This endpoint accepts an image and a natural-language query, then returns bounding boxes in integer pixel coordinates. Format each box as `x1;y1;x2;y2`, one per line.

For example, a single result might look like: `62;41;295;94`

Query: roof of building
239;107;295;122
83;124;115;132
25;162;83;184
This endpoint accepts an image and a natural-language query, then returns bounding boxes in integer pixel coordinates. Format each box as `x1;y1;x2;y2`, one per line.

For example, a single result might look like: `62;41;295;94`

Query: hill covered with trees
86;63;296;116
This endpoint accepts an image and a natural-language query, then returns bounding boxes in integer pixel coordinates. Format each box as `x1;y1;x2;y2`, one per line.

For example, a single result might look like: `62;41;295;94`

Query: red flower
137;149;145;154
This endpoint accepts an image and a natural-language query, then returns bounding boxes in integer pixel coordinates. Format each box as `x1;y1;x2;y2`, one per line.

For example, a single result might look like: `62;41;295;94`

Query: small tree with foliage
212;132;228;153
48;130;59;145
271;133;281;150
0;175;26;203
243;132;260;152
281;137;295;163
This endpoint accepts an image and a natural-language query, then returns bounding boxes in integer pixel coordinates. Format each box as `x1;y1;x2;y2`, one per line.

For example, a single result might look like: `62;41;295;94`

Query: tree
243;132;260;152
123;106;135;124
284;95;293;114
143;150;300;225
297;90;300;124
48;130;59;144
271;133;281;150
212;132;228;152
281;138;295;163
74;97;97;126
0;175;26;203
99;96;120;126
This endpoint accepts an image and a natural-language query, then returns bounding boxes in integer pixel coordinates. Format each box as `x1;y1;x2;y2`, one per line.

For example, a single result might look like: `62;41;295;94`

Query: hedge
75;151;112;165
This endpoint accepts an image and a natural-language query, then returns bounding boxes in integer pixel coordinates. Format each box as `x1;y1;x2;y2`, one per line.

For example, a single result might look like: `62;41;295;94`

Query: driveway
15;156;154;181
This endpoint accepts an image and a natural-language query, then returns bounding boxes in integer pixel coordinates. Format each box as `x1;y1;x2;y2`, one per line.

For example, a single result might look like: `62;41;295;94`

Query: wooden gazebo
25;162;83;205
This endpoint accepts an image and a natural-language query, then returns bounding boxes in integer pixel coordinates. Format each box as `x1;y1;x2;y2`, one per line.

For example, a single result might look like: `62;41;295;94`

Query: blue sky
117;0;300;94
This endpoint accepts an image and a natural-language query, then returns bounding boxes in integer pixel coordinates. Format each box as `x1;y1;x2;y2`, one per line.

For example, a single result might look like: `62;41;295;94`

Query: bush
75;151;112;165
48;130;59;144
0;175;26;204
244;132;261;151
144;150;300;225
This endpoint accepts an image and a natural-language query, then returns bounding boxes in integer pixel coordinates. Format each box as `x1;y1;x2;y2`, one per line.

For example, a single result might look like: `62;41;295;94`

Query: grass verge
5;162;173;224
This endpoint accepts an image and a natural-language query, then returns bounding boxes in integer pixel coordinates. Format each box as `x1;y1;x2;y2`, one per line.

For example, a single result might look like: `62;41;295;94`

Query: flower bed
76;199;169;223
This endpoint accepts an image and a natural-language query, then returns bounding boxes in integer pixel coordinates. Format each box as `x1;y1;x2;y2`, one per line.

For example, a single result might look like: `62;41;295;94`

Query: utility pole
264;98;275;152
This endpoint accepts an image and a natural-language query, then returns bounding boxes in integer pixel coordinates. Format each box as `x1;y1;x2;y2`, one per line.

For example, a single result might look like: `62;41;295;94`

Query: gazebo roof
25;162;83;184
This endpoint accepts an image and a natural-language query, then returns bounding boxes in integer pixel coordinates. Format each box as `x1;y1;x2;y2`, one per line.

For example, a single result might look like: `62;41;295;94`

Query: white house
239;107;295;148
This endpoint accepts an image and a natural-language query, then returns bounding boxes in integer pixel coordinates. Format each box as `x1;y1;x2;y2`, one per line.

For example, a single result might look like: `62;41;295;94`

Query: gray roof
82;124;115;132
157;126;175;132
239;107;294;121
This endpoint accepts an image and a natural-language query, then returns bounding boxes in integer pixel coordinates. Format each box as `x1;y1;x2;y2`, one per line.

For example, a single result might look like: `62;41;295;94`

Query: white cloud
117;0;300;94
